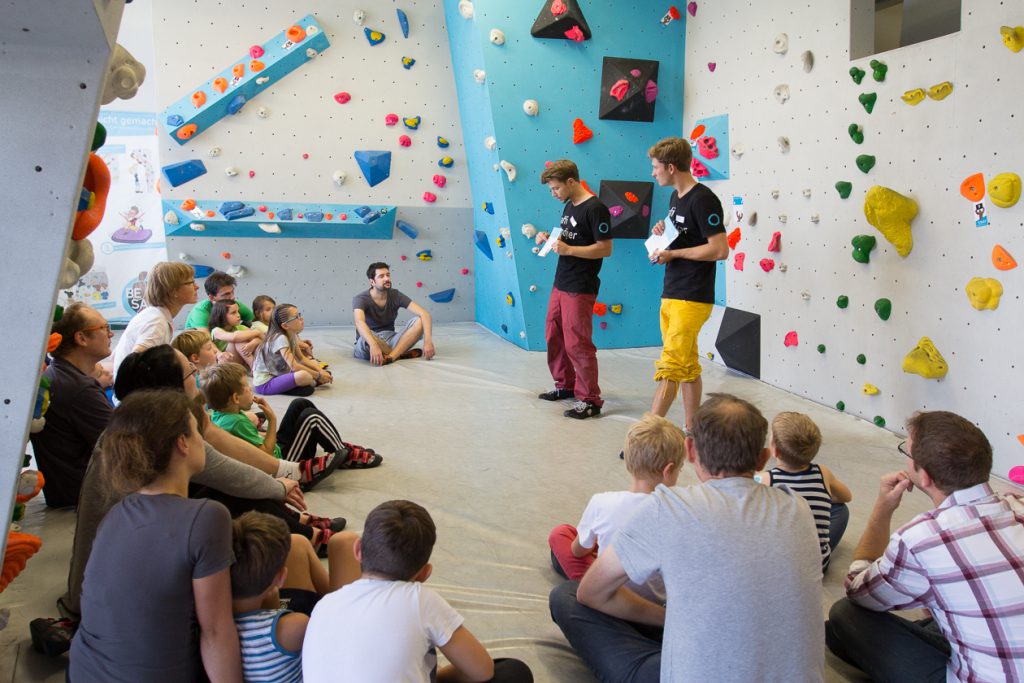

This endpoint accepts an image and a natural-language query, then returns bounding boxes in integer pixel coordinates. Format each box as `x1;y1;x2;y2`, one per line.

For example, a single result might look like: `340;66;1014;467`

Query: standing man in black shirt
647;138;728;432
534;160;613;419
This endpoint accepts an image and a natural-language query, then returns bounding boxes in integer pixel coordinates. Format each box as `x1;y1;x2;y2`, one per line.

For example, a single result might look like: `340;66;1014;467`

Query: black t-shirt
552;196;613;295
662;183;725;303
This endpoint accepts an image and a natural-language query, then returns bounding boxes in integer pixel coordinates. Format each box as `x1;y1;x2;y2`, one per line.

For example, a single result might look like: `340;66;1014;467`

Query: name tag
570;216;578;227
675;215;686;224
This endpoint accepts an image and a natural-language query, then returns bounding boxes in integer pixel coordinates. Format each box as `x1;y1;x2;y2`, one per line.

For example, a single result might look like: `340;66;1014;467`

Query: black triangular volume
715;308;761;379
531;0;592;40
599;57;660;122
598;180;655;239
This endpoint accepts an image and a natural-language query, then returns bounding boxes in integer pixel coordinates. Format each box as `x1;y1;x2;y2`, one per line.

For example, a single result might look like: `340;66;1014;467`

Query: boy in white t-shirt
302;500;534;683
548;413;686;602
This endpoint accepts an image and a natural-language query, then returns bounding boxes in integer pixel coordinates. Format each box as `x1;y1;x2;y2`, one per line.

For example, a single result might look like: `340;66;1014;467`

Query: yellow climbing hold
901;88;925;106
926;81;954;101
965;277;1003;310
1000;26;1024;53
902;337;948;380
988;173;1021;209
864;186;917;257
862;383;880;396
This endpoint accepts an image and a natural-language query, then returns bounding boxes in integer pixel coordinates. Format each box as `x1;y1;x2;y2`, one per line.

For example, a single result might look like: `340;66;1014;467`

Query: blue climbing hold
162;159;208;188
304;212;324;223
277;208;294;221
482;202;494;215
219;201;245;215
416;249;432;261
505;292;515;306
473;230;493;261
354;206;371;218
78;188;92;211
364;28;385;46
397;220;419;239
429;288;455;303
403;116;421;130
402;56;416;70
397;9;410;38
226;94;247;115
224;206;255;221
354;150;392;187
361;210;383;224
192;264;215;278
438;157;454;168
437;136;450;148
166;114;184;127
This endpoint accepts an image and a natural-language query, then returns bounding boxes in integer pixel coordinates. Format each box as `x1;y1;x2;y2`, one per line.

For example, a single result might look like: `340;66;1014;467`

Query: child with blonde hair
171;329;219;369
756;411;852;570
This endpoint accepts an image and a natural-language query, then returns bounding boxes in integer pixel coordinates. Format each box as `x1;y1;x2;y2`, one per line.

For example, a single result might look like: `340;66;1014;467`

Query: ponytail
266;303;301;358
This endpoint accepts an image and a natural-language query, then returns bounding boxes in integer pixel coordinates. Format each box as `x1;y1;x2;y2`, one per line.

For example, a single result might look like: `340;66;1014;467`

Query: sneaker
538;388;575;401
564;400;601;419
338;444;383;469
306;514;347;533
30;617;77;657
299;453;339;492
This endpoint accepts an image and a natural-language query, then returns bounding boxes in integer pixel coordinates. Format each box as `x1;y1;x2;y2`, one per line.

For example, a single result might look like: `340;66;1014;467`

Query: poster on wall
58;111;165;323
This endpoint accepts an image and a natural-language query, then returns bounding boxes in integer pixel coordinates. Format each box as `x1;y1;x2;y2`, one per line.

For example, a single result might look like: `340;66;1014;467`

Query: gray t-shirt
352;288;412;339
253;335;292;387
613;478;824;682
70;493;234;683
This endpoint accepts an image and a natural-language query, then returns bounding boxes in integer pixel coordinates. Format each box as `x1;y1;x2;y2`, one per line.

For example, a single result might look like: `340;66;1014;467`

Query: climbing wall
153;1;475;325
682;0;1024;479
445;0;691;349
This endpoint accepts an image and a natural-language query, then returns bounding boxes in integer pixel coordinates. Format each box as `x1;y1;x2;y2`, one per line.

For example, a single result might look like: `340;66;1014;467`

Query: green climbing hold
835;181;853;199
851;234;877;263
91;122;107;152
870;59;888;82
874;298;892;321
856;154;876;173
858;92;877;114
817;344;826;353
857;353;867;365
53;305;64;322
836;295;849;309
848;124;864;144
836;401;846;411
873;415;886;427
849;67;866;84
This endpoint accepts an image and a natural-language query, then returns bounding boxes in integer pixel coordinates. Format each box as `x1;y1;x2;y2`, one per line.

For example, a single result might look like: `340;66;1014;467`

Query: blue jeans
826;598;950;682
829;502;850;555
549;581;662;683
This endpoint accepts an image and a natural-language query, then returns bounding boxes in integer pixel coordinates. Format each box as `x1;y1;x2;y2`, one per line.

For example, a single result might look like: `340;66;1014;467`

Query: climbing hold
402;57;416;69
848;124;864;144
416;249;432;261
727;228;741;249
221;251;232;260
429;288;455;304
869;59;887;82
473;69;486;83
226;94;247;115
965;277;1003;310
397;9;410;38
731;143;745;158
161;159;207;188
768;231;781;252
416;282;423;288
748;211;757;226
364;28;385;45
180;198;196;211
873;416;886;427
778;264;788;273
610;304;622;315
255;77;269;85
988;173;1021;208
902;337;948;379
708;62;716;72
250;60;265;72
458;0;473;19
384;113;398;125
697;136;718;159
437;136;450;148
482;202;495;214
901;88;925;106
212;77;228;94
817;344;826;353
687;2;697;16
521;224;537;239
403;116;421;130
484;136;497;150
992;244;1017;271
835;181;853;199
474;231;494;261
256;106;270;118
849;67;865;84
166;114;184;128
772;33;788;55
354;150;392;187
397;220;418;239
960;173;985;202
835;401;845;411
438;157;454;168
232;63;245;80
624;192;639;203
164;211;179;225
864;186;917;257
593;302;607;316
191;91;207;108
332;170;347;186
523;99;540;116
783;331;799;347
207;146;222;158
732;252;745;270
564;25;585;41
773;84;790;105
858;93;877;114
248;170;256;178
423;192;437;203
691;159;710;178
495;235;506;248
771;190;780;200
801;291;811;301
759;258;775;272
852;354;866;366
801;50;814;73
500;160;517;182
863;383;880;395
856;155;875;173
836;295;849;309
462;268;470;275
489;28;505;45
778;214;788;224
505;291;515;306
572;118;593;144
189;223;206;231
851;235;876;264
874;298;892;320
433;174;447;188
278;208;294;220
926;81;953;101
258;223;281;234
286;25;306;43
1001;25;1024;52
399;135;412;147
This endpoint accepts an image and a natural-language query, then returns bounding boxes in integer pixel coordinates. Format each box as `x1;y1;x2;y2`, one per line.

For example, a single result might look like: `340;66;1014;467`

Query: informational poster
58;111;165;323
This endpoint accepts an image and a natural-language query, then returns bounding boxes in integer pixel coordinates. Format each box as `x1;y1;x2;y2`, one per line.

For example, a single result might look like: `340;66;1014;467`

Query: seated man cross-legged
353;261;435;365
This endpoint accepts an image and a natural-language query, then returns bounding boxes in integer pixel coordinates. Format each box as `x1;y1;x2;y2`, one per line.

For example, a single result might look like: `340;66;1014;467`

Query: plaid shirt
846;483;1024;682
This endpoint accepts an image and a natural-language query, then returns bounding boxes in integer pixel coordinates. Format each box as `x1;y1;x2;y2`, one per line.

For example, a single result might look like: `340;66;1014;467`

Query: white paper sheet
537;227;563;257
644;214;679;259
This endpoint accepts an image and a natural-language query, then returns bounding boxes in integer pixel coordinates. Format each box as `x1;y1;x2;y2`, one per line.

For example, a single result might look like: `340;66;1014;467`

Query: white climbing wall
683;0;1024;479
153;0;475;325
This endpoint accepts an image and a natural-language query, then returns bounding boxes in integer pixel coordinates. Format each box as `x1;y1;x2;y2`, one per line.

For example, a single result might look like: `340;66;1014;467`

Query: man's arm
655;232;728;264
853;470;913;563
353;308;387;365
407;301;435;360
552;239;613;259
577;545;665;626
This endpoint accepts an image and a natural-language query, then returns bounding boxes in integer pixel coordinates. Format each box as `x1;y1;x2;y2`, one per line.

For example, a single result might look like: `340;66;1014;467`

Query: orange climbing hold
624;192;639;202
689;124;706;140
232;63;245;79
72;153;111;240
175;123;198;141
727;227;741;249
573;118;593;144
286;25;306;43
206;210;215;218
250;60;265;72
1;531;43;592
191;91;207;108
992;244;1018;271
212;77;228;93
959;173;985;202
593;302;608;316
580;179;595;195
180;198;196;211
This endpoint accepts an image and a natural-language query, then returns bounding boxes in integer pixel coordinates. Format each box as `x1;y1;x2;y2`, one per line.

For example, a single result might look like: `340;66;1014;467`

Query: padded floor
3;322;942;681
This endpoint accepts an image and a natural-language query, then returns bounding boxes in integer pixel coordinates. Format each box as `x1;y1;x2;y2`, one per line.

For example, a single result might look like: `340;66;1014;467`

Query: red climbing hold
258;205;267;212
249;170;255;178
784;331;799;347
669;5;682;19
593;302;607;316
551;0;567;15
461;268;470;275
433;174;447;188
760;258;775;272
733;252;745;270
768;231;781;252
687;2;697;17
334;92;351;104
691;159;709;178
573;118;593;144
401;255;407;260
564;25;585;41
624;192;639;203
610;79;629;102
221;252;231;259
727;228;741;249
302;153;309;160
399;135;411;147
416;281;423;288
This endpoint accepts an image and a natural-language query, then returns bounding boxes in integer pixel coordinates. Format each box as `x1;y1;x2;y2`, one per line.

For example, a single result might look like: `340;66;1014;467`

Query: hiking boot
564;400;601;419
30;617;77;657
538;388;575;401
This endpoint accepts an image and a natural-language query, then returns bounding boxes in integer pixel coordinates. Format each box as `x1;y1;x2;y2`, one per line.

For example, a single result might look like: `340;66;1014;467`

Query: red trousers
548;524;597;580
545;287;603;406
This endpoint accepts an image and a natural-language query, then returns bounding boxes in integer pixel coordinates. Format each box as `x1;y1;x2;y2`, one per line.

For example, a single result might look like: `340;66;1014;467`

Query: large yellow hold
988;173;1021;209
864;186;918;257
902;337;948;379
965;277;1003;310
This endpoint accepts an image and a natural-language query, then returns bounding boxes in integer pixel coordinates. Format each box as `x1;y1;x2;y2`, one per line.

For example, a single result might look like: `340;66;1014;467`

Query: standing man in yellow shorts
647;138;729;431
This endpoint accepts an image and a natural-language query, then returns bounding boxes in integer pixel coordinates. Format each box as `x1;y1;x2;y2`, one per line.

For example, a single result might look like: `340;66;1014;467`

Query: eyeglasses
179;279;197;288
283;312;303;324
898;441;912;459
183;362;198;382
79;323;111;334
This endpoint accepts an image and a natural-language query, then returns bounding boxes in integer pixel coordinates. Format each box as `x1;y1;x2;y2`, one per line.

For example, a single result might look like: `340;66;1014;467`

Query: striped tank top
234;609;303;683
770;464;832;569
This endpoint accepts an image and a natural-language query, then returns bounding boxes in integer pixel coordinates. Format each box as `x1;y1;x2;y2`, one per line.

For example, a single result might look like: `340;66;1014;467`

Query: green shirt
185;299;255;330
210;409;281;459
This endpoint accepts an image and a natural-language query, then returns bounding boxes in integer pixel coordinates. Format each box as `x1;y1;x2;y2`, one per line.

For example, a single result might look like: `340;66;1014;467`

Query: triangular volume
354;150;392;187
715;307;761;378
531;0;592;41
598;180;654;239
599;57;659;122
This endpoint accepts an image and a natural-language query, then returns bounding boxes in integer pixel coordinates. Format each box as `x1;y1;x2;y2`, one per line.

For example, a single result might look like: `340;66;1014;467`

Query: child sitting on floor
755;411;852;571
302;500;534;683
548;413;685;602
231;511;360;682
171;329;219;370
253;295;324;370
253;304;331;397
210;299;264;369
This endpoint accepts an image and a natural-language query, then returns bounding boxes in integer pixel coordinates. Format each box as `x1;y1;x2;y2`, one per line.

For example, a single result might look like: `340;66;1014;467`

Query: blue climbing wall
446;0;693;349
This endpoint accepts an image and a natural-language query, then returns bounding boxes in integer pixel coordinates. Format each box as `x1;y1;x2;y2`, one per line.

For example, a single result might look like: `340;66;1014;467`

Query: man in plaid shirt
825;410;1024;682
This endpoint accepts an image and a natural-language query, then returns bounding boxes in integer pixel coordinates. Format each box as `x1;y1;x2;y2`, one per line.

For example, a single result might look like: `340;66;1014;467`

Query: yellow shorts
654;299;713;383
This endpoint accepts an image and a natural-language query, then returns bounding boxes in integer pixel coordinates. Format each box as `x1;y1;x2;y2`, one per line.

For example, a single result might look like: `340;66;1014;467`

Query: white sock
276;460;301;480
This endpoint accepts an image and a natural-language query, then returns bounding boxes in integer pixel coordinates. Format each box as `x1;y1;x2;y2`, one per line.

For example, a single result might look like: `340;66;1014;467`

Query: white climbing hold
771;190;780;199
748;211;758;226
802;188;811;198
506;251;513;258
773;33;789;54
256;76;270;85
473;69;486;84
777;136;790;153
458;0;474;19
779;214;788;223
258;223;282;234
332;170;347;186
523;99;539;116
489;28;505;45
755;281;764;291
774;84;790;104
208;146;222;157
532;246;540;254
224;166;239;177
500;160;517;182
779;263;788;273
484;135;496;150
305;48;318;58
353;9;366;25
519;331;526;339
178;253;192;261
257;106;270;118
801;50;814;73
190;223;206;231
730;143;745;158
500;226;511;239
529;284;538;292
164;211;179;225
810;212;820;223
801;290;811;300
226;265;246;278
521;223;537;239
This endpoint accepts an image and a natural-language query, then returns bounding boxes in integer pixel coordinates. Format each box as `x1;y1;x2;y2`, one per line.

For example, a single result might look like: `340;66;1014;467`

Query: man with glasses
826;411;1024;681
352;262;435;365
29;302;114;508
